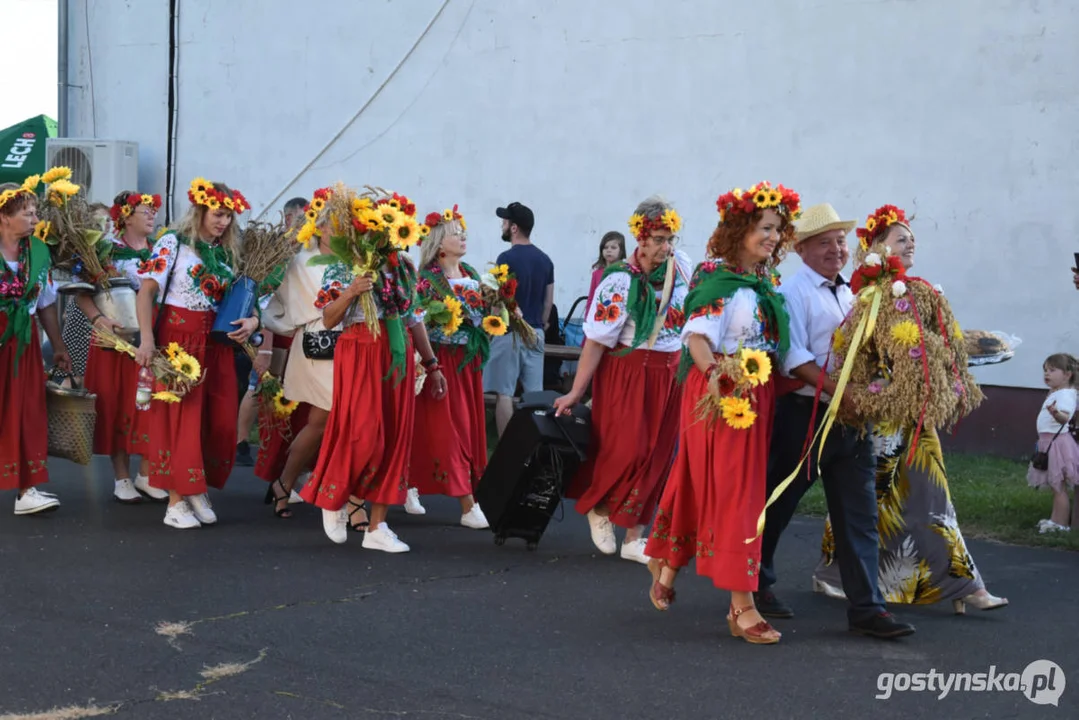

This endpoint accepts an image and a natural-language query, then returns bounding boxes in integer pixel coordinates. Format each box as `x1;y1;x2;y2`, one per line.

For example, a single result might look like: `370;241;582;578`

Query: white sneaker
187;493;217;525
14;487;60;515
586;509;617;555
1038;519;1071;534
619;537;650;565
135;474;169;501
113;478;143;504
404;487;426;515
461;504;490;530
363;522;410;553
163;502;201;529
322;507;348;544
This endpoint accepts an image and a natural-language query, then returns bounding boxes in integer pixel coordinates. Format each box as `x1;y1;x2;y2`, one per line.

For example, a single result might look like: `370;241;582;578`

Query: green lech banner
0;115;58;186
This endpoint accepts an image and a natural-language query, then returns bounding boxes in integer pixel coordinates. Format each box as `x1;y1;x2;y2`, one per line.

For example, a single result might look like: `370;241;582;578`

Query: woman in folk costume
0;177;71;515
644;182;799;645
75;191;169;504
134;178;259;529
554;196;690;564
813;205;1005;614
408;206;490;530
297;186;447;552
257;189;349;520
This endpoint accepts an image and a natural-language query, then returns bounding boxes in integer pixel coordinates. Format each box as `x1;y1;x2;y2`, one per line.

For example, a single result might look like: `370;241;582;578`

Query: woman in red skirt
299;192;446;552
643;182;799;645
0;179;71;515
76;190;169;503
134;178;259;529
408;206;490;530
553;196;690;564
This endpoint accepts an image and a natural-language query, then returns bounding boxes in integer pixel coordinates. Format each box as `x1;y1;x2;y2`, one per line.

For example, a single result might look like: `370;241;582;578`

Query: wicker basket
45;373;98;465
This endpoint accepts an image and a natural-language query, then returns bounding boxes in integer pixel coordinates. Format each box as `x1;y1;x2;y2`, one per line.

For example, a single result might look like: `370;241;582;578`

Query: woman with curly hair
643;183;798;645
134;179;260;529
554;196;690;563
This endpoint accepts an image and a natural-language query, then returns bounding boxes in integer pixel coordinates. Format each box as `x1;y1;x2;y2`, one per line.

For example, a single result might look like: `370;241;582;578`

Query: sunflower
720;396;756;429
121;205;134;217
628;213;645;237
739;348;772;386
223;197;235;211
482;315;508;336
418;224;431;238
49;179;81;197
152;391;181;404
349;196;370;215
33;220;51;241
752;190;769;207
389;215;421;249
492;264;510;284
458;216;467;231
165;341;182;360
890;320;921;347
660;208;682;234
296;223;317;248
272;390;298;417
42;166;72;184
191;177;213;193
170;351;202;381
766;189;782;207
377;205;404;229
865;217;877;232
206;197;221;210
140;194;154;205
311;197;326;212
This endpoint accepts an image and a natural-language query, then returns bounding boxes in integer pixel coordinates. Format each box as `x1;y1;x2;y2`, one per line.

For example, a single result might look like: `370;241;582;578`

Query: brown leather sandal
648;558;677;611
727;604;781;645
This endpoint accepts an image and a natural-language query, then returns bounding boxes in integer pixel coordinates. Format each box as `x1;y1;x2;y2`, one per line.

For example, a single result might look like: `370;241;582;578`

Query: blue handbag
560;295;588;348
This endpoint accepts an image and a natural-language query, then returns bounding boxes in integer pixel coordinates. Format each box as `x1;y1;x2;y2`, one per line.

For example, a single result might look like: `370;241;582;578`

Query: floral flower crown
110;192;162;226
715;181;801;223
0;174;42;212
423;205;467;235
187;177;250;214
627;207;682;242
855;204;909;249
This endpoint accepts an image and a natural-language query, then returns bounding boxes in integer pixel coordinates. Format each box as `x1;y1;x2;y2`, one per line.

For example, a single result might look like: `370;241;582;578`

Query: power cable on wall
83;0;97;136
253;0;451;220
164;0;180;224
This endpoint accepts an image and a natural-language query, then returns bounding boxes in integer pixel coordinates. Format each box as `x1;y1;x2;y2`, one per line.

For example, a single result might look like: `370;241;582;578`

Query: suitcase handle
544;408;587;463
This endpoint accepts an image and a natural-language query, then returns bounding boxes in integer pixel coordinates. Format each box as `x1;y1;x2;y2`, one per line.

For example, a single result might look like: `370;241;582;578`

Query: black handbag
302;330;341;360
1032;421;1068;471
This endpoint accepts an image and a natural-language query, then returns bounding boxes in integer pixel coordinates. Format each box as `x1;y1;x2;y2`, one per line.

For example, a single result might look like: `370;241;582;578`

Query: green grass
798;453;1079;551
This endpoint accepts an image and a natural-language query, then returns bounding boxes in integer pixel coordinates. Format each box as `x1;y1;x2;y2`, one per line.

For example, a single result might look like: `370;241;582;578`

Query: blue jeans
758;394;887;623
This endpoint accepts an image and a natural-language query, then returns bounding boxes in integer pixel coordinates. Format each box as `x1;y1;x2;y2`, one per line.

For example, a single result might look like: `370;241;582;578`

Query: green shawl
677;262;790;380
603;254;671;351
418;261;490;373
0;237;52;374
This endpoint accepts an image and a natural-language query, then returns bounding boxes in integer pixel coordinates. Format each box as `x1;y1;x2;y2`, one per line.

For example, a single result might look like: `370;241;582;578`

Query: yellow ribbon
745;285;883;543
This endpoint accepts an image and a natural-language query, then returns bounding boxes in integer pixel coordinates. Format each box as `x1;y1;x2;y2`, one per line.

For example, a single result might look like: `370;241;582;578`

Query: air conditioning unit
44;138;139;206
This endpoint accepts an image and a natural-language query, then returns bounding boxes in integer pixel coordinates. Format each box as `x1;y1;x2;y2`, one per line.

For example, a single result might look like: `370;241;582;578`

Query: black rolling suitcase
475;390;590;550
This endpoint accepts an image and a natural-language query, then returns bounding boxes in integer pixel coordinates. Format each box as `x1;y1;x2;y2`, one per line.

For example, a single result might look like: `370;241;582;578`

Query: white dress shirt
779;264;853;397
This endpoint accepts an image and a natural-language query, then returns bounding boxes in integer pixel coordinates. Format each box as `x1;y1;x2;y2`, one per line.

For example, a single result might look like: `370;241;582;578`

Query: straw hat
793;203;857;242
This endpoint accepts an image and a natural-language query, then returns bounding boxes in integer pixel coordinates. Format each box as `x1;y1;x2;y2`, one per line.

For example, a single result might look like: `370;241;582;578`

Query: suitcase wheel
494;534;506;546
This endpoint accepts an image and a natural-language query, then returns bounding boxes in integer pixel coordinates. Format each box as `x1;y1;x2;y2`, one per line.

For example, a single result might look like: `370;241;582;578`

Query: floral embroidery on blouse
689;298;725;321
314;262;352;311
136;232;233;311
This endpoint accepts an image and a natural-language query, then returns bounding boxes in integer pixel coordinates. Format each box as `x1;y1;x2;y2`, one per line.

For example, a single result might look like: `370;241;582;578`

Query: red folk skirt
410;344;487;497
566;346;681;529
300;322;415;510
0;317;49;491
254;402;312;482
144;306;238;496
644;364;776;592
84;342;149;456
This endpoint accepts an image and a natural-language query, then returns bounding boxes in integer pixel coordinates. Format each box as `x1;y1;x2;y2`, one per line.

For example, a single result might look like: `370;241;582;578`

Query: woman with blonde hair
407;205;490;529
134;178;259;529
75;190;167;503
0;178;71;515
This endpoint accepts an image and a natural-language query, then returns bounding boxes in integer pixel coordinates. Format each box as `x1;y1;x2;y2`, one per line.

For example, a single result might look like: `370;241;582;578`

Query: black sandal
347;499;369;532
266;479;293;519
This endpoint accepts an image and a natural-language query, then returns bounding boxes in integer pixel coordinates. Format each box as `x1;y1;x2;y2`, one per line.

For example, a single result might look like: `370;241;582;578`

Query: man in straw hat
755;202;916;639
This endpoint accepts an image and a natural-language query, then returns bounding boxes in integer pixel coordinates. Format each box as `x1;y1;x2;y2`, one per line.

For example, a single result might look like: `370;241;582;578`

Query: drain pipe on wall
57;0;69;136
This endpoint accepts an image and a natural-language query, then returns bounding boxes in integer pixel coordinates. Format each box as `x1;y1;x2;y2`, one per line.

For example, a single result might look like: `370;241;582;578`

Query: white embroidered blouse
136;232;233;312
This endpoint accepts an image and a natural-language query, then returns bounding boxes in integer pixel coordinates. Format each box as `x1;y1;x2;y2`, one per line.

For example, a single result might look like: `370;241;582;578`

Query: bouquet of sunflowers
90;327;204;402
252;371;299;442
422;293;465;337
479;263;538;347
695;346;773;429
297;183;424;336
828;207;983;442
34;167;116;285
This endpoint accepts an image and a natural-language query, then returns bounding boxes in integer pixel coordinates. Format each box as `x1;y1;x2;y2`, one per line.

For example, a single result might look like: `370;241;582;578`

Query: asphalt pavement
1;457;1075;720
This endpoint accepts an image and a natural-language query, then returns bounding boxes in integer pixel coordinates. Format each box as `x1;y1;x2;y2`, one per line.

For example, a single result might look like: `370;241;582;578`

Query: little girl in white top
1027;353;1079;533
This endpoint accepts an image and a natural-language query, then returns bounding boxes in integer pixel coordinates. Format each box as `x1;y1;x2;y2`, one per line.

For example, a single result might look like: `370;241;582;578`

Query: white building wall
64;0;1079;389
